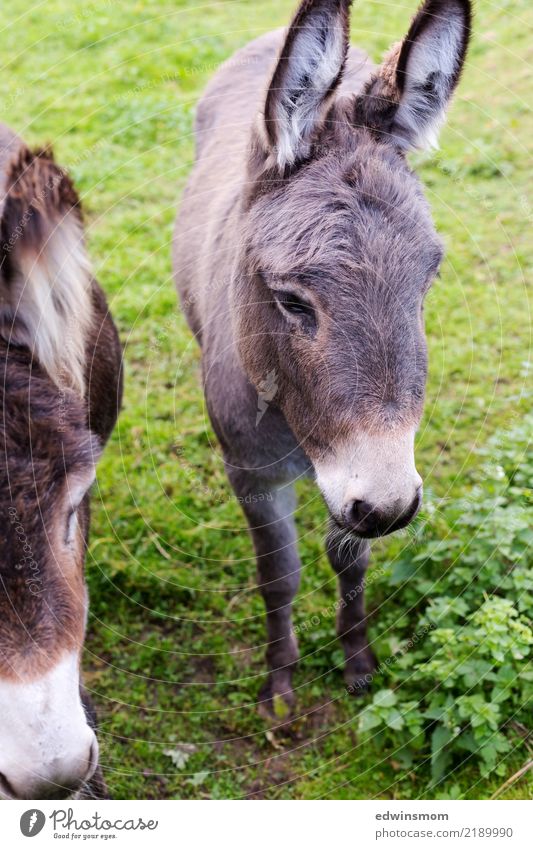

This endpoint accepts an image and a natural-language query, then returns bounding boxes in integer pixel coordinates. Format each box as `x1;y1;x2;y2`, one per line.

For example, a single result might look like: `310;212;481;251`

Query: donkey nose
0;738;98;800
343;499;375;530
342;487;422;538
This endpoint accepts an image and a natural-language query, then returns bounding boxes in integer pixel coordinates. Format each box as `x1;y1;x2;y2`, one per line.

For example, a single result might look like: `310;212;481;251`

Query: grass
1;0;531;799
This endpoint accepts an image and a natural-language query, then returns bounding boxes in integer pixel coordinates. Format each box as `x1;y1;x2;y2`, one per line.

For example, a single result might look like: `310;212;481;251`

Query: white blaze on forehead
0;652;97;798
314;428;422;519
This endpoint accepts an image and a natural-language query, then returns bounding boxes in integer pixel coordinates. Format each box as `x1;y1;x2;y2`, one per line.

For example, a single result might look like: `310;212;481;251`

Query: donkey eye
65;509;78;546
275;291;316;321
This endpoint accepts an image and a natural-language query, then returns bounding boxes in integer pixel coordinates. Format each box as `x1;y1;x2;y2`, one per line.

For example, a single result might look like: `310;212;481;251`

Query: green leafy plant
360;415;533;786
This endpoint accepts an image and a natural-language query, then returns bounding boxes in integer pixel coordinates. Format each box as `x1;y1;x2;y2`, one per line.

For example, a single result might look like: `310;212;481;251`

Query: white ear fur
392;2;470;151
265;1;350;169
8;215;93;396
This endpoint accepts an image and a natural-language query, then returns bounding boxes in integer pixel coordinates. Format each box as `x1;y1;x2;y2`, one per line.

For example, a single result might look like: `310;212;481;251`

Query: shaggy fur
0;146;94;397
173;0;471;715
0;127;122;798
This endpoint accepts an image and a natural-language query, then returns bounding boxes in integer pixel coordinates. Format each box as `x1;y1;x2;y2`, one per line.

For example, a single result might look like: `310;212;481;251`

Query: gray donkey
173;0;471;716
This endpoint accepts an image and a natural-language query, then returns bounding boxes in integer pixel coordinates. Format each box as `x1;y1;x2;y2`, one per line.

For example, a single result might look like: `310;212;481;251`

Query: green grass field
1;0;531;799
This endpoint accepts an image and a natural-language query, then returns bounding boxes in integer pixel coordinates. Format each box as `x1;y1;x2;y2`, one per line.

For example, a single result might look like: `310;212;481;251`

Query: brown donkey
0;126;122;798
173;0;471;715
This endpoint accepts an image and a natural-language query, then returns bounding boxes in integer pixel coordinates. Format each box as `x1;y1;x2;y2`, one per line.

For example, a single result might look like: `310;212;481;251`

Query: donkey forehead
249;143;442;280
0;353;100;492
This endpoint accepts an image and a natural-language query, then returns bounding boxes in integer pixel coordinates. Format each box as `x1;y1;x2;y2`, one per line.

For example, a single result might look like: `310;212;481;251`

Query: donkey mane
0;146;94;397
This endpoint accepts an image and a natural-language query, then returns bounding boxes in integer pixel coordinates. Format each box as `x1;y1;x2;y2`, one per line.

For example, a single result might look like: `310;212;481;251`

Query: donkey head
0;146;99;798
236;0;471;537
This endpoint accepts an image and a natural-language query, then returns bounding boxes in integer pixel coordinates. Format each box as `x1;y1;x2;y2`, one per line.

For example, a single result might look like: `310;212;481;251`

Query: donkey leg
326;532;377;695
227;468;301;718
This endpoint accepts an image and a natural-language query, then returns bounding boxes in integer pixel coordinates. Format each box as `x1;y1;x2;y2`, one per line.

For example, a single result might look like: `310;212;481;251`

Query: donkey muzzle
0;652;99;799
0;739;98;800
314;427;423;537
340;485;422;538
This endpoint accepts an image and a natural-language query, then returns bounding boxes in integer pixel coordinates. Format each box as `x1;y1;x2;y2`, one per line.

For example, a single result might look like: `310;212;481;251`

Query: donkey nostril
345;499;374;528
0;771;17;799
410;486;423;517
87;740;98;780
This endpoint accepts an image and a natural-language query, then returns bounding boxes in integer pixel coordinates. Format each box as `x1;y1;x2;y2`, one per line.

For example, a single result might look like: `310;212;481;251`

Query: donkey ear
263;0;352;169
359;0;471;151
0;146;93;396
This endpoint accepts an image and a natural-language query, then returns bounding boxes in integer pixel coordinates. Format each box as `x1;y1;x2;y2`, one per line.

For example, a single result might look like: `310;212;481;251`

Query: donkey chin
314;428;423;539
